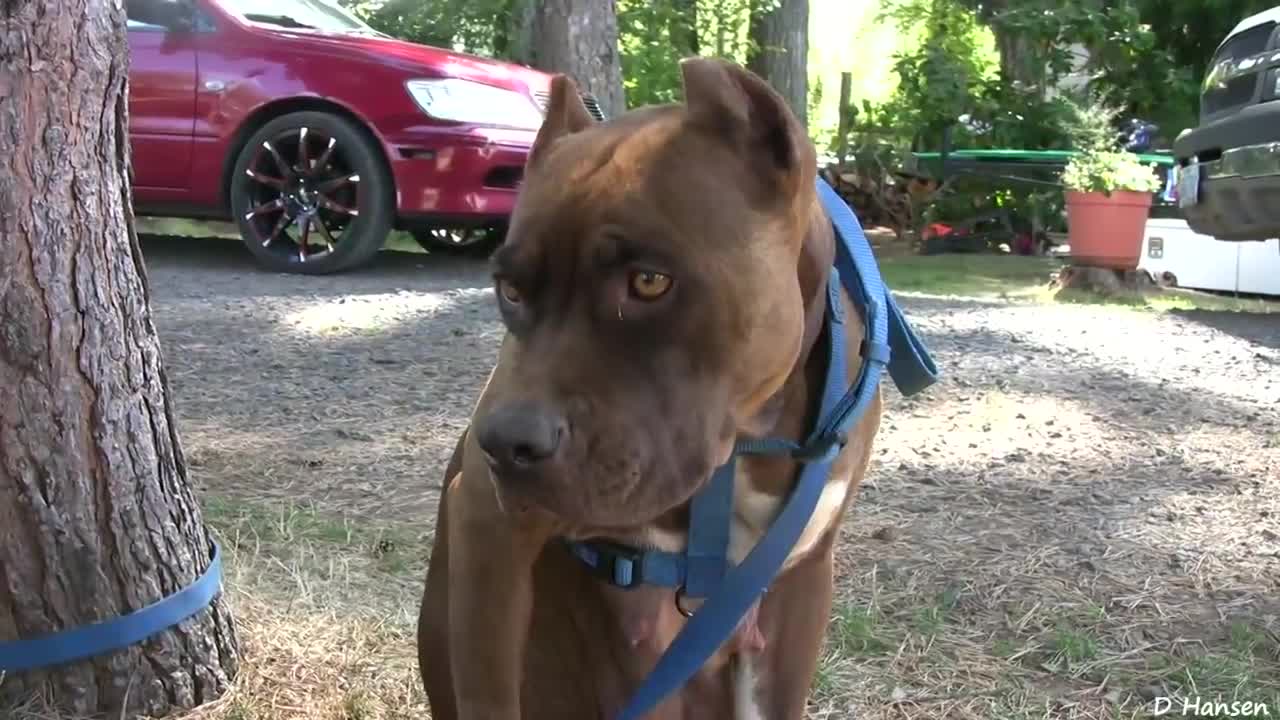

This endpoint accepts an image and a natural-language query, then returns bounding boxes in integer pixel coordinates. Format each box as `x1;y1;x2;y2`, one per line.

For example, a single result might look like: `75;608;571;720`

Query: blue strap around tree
0;541;224;672
567;175;939;720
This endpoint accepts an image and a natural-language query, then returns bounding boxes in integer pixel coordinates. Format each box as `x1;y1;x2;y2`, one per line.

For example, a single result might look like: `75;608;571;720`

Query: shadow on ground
1171;308;1280;351
138;233;487;299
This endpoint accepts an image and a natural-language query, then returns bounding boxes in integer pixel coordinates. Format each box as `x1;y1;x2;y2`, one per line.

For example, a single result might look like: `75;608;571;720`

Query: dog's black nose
475;402;567;475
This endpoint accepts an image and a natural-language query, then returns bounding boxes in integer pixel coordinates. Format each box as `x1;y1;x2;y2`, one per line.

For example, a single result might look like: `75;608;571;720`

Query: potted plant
1060;99;1163;270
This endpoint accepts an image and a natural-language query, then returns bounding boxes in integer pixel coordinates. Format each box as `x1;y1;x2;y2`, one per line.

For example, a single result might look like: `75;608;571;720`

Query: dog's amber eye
628;270;672;301
496;278;523;305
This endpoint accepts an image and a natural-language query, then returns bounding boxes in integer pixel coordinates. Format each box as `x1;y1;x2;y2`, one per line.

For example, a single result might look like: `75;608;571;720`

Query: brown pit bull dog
416;56;935;719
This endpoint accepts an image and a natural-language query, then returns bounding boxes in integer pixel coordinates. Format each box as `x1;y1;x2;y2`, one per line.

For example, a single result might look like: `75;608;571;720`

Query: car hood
264;29;555;97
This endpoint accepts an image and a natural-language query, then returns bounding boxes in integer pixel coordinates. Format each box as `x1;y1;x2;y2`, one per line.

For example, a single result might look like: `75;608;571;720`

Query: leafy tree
349;0;511;57
1133;0;1277;129
344;0;754;111
978;0;1190;137
617;0;694;105
878;0;997;149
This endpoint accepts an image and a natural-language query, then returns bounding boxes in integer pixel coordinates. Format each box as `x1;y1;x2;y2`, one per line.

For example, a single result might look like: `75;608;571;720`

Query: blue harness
566;176;939;720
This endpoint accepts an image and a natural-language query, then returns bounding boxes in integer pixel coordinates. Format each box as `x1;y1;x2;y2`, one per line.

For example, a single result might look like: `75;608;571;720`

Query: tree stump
1051;265;1162;302
0;0;238;716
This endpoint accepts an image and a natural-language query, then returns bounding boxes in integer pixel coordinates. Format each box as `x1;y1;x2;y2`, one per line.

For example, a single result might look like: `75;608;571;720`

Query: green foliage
1060;98;1162;194
877;0;997;147
1134;0;1278;130
346;0;511;57
961;0;1244;137
616;0;690;106
1061;150;1162;195
616;0;770;107
340;0;1267;162
1060;2;1196;136
1061;96;1121;153
343;0;775;111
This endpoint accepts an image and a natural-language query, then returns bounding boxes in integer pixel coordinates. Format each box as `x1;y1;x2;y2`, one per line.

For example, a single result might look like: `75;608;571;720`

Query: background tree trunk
994;28;1043;93
531;0;627;119
747;0;810;128
0;0;239;716
669;0;699;57
503;0;538;65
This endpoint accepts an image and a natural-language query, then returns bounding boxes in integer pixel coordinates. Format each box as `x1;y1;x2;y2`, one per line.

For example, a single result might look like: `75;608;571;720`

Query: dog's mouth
477;389;737;529
507;449;736;543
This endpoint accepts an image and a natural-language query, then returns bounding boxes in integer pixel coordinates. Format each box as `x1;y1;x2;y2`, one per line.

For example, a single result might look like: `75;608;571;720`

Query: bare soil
139;235;1280;720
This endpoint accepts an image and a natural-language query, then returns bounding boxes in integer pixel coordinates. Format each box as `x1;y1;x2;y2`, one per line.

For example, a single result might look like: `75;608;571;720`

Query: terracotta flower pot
1065;189;1153;270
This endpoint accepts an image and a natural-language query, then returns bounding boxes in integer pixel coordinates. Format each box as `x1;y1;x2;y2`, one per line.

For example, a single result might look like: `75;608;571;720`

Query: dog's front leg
446;459;554;719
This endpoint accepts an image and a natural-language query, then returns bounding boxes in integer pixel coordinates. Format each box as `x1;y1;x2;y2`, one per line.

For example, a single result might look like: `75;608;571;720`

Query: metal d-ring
674;585;695;618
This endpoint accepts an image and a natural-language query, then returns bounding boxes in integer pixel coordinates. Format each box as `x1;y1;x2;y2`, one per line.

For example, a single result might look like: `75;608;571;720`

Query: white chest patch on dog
640;458;854;568
641;525;686;552
733;654;765;720
729;461;852;569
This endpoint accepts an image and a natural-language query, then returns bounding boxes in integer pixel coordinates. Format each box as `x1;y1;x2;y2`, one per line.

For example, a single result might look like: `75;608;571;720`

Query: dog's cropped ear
679;57;814;197
527;74;596;171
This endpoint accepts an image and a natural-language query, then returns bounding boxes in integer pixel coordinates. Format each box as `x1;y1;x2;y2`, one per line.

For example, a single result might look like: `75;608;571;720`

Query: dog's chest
641;454;857;570
603;454;857;720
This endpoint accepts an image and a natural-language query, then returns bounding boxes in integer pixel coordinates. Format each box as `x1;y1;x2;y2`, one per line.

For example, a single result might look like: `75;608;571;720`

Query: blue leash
0;541;224;672
567;176;939;719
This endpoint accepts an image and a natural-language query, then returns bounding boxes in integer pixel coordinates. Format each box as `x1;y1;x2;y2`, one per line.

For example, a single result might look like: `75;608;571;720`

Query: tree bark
531;0;627;119
504;0;538;65
0;1;239;716
669;0;699;57
994;27;1043;93
747;0;810;128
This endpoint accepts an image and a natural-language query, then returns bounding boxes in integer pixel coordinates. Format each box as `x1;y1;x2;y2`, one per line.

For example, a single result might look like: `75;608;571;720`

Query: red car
125;0;605;274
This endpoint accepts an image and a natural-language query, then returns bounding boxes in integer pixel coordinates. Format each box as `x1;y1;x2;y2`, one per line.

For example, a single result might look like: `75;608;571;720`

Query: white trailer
1139;217;1280;296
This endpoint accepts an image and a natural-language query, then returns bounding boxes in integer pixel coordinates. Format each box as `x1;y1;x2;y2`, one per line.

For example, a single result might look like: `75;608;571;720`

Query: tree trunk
504;0;538;65
531;0;627;119
993;26;1043;94
747;0;810;128
0;1;239;717
669;0;699;56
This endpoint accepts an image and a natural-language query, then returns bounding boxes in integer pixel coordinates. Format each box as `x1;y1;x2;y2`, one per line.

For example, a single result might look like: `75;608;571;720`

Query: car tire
230;111;393;274
411;222;506;257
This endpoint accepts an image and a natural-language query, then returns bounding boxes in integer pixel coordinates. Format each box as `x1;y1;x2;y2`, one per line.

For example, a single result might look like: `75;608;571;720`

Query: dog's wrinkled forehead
499;58;817;283
511;108;737;250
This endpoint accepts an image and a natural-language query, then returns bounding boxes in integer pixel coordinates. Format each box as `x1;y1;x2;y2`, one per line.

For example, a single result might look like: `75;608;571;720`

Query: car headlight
405;79;545;130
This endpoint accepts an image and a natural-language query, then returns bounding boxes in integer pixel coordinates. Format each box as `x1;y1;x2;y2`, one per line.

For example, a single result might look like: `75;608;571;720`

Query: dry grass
69;490;1272;720
174;500;433;720
808;525;1280;720
4;499;433;720
10;453;1279;720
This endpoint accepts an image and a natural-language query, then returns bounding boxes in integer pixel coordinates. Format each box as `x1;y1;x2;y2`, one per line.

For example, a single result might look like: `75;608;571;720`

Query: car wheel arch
219;96;394;211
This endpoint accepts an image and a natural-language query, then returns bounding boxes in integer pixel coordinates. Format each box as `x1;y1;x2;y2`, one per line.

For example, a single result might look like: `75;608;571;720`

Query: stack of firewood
819;162;940;235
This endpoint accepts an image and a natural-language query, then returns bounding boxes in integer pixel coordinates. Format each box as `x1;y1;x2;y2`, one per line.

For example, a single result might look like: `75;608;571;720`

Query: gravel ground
143;234;1280;718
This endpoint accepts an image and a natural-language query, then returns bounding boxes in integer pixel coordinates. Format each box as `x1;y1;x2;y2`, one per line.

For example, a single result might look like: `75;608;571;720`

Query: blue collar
565;176;939;719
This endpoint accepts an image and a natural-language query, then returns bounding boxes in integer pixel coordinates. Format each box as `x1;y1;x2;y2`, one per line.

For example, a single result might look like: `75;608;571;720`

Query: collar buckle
575;539;644;588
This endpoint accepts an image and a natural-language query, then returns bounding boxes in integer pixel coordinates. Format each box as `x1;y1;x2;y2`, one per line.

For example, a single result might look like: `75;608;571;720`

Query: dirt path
144;236;1280;718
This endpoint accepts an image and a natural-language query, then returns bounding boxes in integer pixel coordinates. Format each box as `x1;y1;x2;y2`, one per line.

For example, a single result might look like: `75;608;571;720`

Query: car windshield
220;0;378;34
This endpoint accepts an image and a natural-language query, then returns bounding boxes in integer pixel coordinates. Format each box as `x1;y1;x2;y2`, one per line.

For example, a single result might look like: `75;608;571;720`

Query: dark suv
1173;6;1280;241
